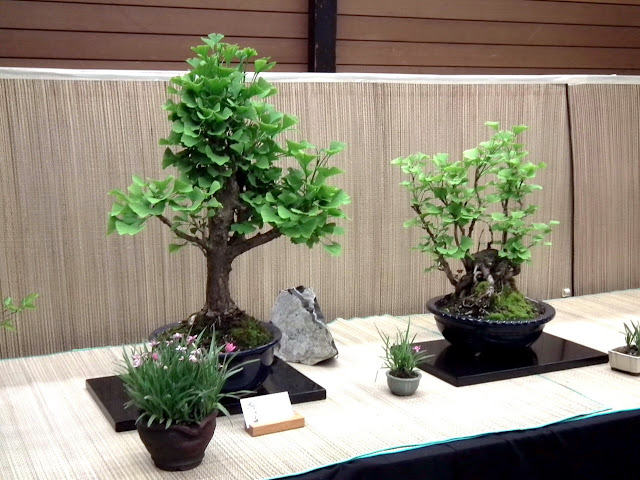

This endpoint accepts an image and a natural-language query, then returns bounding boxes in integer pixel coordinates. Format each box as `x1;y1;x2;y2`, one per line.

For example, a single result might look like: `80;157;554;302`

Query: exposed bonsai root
443;284;539;321
162;308;273;351
441;248;538;320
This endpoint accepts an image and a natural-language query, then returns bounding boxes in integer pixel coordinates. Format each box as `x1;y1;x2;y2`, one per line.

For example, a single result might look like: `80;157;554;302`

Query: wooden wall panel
568;85;640;295
339;17;640;48
531;0;640;5
0;75;573;358
31;0;307;10
1;2;307;38
338;0;640;26
337;0;640;74
339;66;640;75
0;0;308;70
338;43;640;69
3;0;640;73
0;31;306;64
0;59;307;71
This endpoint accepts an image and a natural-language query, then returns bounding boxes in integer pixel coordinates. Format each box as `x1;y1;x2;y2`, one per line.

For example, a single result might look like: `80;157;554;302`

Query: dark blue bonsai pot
149;322;281;393
220;322;281;393
426;295;555;351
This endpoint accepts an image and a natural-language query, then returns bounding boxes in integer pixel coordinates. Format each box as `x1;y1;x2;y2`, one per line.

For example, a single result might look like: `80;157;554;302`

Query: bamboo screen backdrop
0;75;638;358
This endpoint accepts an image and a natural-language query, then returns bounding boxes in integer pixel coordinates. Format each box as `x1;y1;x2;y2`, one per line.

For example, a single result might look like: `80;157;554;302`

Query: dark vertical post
308;0;337;72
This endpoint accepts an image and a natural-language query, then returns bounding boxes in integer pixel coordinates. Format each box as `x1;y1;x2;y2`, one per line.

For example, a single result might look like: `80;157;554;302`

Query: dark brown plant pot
137;411;217;471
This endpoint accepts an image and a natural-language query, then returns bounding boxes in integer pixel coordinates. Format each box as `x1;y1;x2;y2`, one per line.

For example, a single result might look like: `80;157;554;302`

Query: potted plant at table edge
377;320;432;396
107;34;350;389
1;293;38;332
391;122;558;351
609;320;640;375
119;333;248;471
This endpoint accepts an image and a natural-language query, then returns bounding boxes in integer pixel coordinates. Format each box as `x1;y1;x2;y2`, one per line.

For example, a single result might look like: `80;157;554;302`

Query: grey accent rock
270;286;338;365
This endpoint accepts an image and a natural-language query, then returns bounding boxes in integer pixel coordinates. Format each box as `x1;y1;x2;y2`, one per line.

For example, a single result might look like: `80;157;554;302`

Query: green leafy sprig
1;294;38;332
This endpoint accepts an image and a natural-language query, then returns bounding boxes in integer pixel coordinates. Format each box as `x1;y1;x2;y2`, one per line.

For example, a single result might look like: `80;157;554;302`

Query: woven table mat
4;298;637;480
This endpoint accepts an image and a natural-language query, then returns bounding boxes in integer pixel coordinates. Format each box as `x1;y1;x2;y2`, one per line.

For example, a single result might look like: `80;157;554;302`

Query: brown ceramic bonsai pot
137;411;218;471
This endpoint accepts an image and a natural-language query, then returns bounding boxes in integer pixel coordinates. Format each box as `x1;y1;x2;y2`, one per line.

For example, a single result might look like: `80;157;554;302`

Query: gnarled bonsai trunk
445;248;522;317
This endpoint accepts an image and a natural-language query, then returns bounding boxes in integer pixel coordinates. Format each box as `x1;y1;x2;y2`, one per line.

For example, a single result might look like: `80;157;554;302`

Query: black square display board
86;358;326;432
416;333;608;387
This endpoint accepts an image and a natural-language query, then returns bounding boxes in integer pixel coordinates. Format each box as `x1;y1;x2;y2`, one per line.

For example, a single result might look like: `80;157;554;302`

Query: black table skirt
283;409;639;480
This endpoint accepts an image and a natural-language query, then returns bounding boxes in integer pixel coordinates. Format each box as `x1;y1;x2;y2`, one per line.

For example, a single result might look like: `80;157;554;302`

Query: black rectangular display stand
86;358;326;432
416;333;608;387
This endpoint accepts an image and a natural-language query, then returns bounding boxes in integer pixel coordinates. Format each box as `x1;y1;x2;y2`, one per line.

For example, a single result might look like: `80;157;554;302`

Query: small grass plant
119;333;248;428
622;320;640;356
377;320;431;379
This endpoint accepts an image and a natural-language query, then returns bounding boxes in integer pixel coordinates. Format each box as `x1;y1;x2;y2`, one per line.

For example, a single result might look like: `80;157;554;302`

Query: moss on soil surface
158;313;273;351
442;286;540;322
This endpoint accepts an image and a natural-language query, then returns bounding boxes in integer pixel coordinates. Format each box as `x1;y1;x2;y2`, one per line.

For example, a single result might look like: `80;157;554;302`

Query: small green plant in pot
392;122;558;351
1;294;38;332
609;320;640;375
377;320;431;396
119;333;247;471
108;34;349;389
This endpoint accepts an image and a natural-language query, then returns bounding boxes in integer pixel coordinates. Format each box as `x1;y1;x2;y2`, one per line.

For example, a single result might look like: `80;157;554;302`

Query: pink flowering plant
377;320;432;379
119;333;249;428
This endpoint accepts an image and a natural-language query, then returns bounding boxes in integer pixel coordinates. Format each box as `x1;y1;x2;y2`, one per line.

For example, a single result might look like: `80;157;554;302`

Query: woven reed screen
0;78;572;358
568;85;640;296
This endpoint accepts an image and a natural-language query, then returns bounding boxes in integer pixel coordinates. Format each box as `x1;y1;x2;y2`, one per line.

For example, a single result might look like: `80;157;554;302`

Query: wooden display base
246;412;305;437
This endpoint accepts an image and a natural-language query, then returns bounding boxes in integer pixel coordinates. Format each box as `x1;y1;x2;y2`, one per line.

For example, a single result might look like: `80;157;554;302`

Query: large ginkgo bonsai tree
108;34;349;348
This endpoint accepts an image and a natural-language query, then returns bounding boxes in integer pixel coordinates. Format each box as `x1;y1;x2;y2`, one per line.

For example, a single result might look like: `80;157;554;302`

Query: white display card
240;392;294;428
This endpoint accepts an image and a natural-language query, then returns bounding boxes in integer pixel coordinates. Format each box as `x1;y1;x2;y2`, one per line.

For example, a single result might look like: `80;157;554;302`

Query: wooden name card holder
246;412;305;437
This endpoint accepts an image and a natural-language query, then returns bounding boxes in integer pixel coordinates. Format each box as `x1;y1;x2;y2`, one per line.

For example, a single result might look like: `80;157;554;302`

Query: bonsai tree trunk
189;175;282;330
455;249;520;298
204;252;238;318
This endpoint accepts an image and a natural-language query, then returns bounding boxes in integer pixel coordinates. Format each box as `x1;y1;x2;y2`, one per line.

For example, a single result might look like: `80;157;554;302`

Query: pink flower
224;343;237;353
149;340;160;348
132;354;142;368
412;346;422;353
172;333;183;340
188;354;198;363
151;352;159;361
186;335;197;345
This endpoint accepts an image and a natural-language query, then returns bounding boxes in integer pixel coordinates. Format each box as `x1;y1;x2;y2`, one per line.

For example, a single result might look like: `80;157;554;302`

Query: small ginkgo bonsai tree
392;122;557;320
108;34;350;348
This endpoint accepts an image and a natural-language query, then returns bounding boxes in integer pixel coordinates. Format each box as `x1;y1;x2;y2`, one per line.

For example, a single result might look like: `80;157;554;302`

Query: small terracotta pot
137;411;218;471
386;370;421;396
